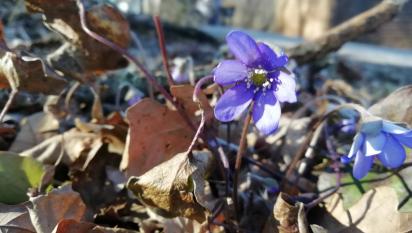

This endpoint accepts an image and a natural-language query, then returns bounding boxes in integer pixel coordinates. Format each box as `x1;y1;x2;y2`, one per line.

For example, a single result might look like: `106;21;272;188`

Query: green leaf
0;152;44;204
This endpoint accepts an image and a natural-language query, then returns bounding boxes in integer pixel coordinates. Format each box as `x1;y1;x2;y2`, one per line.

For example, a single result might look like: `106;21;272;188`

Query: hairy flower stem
153;15;175;87
233;108;252;221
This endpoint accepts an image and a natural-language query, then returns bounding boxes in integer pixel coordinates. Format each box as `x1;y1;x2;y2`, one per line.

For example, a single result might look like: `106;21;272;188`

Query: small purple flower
213;31;297;135
343;118;412;179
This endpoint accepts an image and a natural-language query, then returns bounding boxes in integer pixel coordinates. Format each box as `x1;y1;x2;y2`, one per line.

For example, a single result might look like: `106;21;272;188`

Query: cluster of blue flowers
211;30;412;180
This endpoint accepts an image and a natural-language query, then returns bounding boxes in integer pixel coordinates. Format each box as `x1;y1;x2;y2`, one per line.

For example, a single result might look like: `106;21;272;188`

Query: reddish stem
233;109;252;221
153;16;175;87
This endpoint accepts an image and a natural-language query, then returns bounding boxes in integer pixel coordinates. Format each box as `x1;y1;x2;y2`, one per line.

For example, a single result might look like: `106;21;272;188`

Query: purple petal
348;133;365;159
257;42;289;71
214;83;253;122
214;60;248;85
363;133;386;156
252;91;281;136
226;31;261;67
275;54;288;68
257;42;277;70
353;150;374;180
394;131;412;148
274;71;297;103
382;121;410;134
377;134;406;168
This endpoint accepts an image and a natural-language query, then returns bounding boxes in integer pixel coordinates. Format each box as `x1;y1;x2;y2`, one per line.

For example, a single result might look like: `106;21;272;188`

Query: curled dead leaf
273;193;309;233
25;0;130;77
0;51;67;94
127;151;213;223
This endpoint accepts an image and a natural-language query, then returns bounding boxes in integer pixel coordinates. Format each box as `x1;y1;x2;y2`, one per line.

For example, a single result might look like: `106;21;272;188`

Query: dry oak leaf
120;98;193;177
25;0;130;76
127;151;213;223
0;51;67;94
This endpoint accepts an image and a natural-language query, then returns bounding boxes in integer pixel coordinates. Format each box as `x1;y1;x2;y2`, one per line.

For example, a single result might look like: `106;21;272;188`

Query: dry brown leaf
318;186;412;233
0;51;67;94
127;151;213;223
25;0;130;77
120;98;193;177
273;193;309;233
20;129;101;165
369;85;412;125
0;202;36;233
170;84;214;122
27;184;88;233
9;112;60;153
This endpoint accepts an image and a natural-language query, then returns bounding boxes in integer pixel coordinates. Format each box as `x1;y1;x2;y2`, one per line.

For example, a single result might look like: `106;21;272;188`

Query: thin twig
233;110;252;221
0;89;17;123
153;15;175;86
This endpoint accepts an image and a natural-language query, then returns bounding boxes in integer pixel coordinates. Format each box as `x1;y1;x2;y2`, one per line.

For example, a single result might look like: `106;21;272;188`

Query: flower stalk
232;107;252;221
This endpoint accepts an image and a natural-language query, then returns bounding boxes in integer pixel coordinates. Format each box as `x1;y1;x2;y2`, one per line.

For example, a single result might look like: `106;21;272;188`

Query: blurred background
108;0;412;49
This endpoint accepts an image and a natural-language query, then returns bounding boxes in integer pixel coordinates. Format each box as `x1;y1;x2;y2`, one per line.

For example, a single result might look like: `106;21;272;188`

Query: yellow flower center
251;72;267;86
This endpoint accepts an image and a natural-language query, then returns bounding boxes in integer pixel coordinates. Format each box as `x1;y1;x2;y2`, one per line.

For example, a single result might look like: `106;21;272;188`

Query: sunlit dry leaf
21;129;101;165
127;151;213;222
28;184;88;233
0;51;67;93
9;112;60;153
25;0;130;77
318;186;412;233
120;98;193;177
369;85;412;125
0;202;36;233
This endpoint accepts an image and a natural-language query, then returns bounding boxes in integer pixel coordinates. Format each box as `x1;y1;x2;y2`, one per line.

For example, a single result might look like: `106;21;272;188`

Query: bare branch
288;0;409;64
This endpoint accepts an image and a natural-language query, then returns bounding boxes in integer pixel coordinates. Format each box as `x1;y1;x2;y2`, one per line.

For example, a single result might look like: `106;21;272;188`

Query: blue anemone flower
213;31;297;135
343;119;412;179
